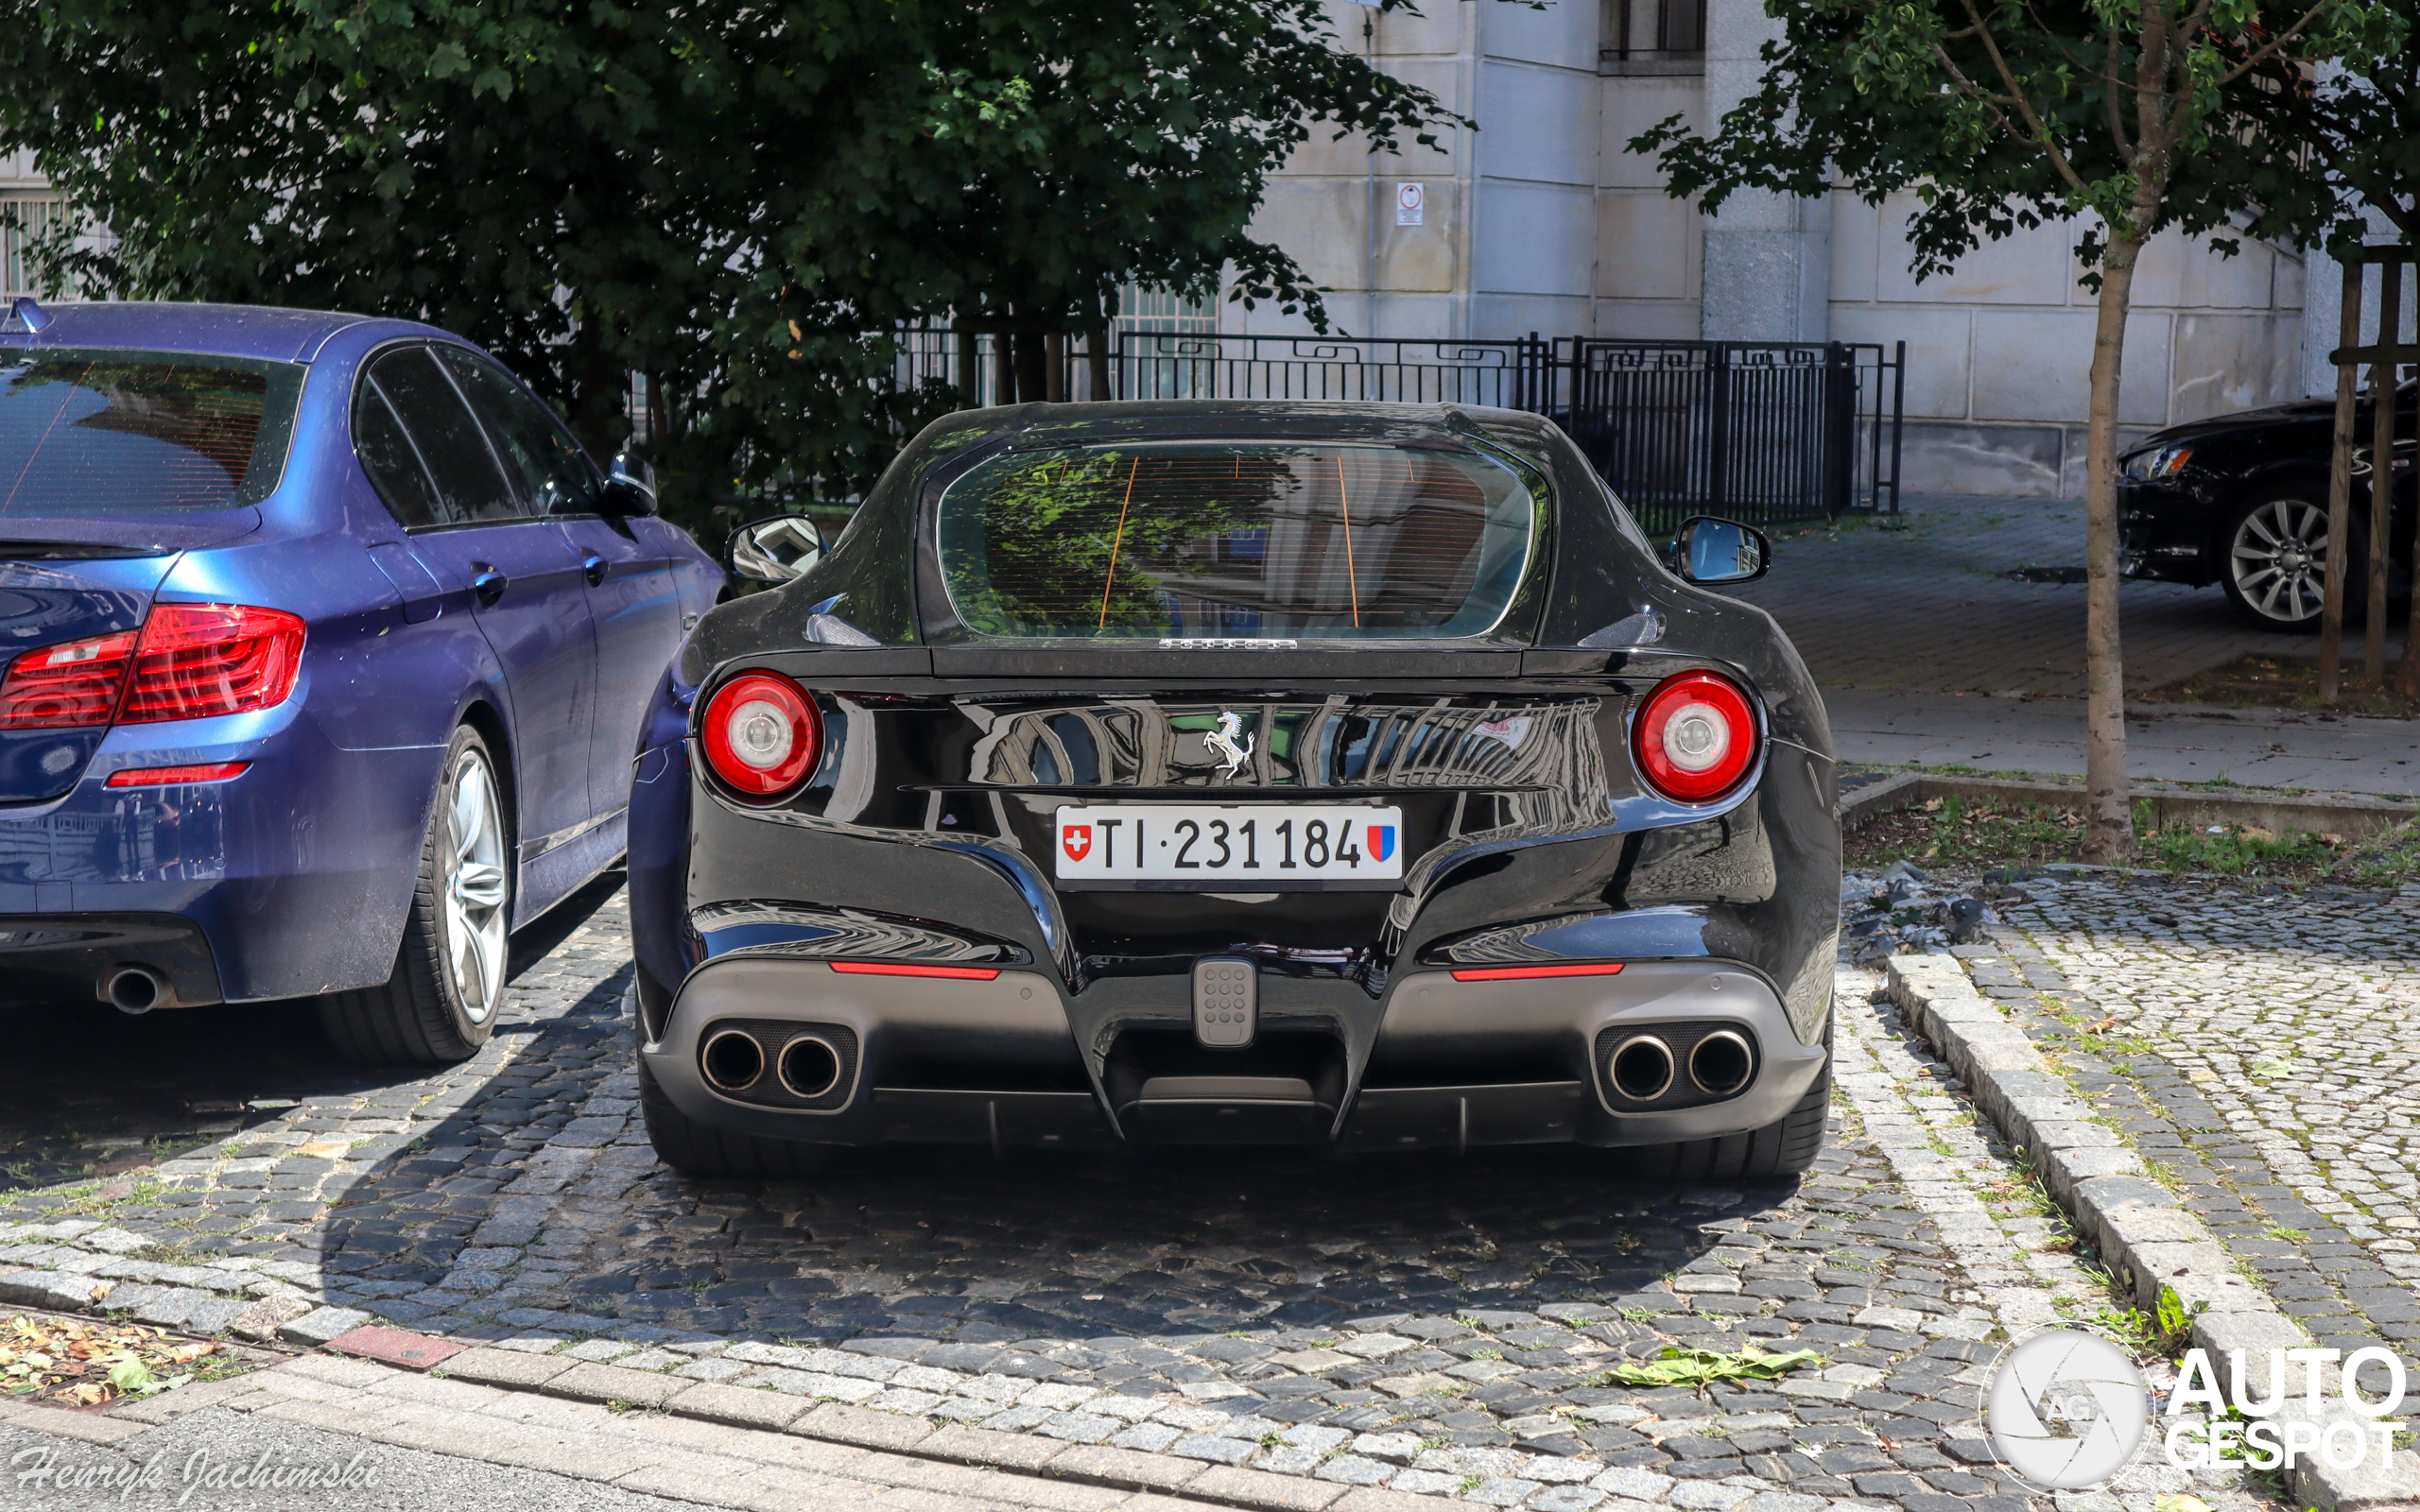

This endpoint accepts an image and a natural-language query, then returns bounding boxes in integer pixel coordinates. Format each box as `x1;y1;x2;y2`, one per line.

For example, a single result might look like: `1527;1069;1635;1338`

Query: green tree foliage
0;0;1457;537
2220;12;2420;250
1634;0;2402;860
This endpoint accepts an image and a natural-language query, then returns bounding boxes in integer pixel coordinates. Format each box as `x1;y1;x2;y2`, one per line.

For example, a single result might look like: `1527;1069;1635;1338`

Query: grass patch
2138;655;2420;718
1850;792;2414;885
2086;1284;2206;1364
1847;796;2085;869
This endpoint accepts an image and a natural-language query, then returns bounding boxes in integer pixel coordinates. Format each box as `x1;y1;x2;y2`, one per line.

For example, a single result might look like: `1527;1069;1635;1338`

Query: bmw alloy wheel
2227;495;2330;626
442;748;510;1023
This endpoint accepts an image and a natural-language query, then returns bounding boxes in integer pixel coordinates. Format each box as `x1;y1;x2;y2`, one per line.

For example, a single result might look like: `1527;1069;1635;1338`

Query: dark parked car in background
2119;382;2415;629
0;299;719;1060
629;399;1840;1181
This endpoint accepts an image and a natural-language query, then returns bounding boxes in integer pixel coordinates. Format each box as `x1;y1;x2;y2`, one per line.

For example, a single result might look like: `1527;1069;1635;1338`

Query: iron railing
1561;339;1905;534
875;326;1903;530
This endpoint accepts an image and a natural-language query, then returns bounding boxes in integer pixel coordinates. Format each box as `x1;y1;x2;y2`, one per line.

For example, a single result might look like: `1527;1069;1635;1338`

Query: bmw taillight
700;672;821;800
0;604;305;730
1632;670;1757;802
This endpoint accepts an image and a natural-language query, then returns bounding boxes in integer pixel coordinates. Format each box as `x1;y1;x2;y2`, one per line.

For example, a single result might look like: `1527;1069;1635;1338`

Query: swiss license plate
1053;804;1405;888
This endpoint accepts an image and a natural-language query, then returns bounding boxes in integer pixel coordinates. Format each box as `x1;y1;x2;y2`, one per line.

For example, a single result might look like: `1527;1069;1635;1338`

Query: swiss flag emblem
1062;825;1092;861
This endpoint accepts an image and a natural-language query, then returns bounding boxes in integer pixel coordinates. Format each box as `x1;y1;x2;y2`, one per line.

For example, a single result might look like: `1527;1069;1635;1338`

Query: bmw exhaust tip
700;1029;766;1093
777;1035;842;1100
1689;1030;1754;1096
103;966;167;1016
1609;1035;1675;1101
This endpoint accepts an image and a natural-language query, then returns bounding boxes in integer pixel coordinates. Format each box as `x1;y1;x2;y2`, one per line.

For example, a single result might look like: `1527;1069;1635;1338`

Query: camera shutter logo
1985;1330;2149;1489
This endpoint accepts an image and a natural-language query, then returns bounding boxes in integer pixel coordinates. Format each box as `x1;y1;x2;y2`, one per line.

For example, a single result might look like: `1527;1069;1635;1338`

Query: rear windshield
0;348;302;514
937;441;1539;640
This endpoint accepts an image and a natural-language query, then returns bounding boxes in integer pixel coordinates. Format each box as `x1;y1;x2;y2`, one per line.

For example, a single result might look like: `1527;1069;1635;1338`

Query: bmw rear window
0;348;302;514
936;441;1540;640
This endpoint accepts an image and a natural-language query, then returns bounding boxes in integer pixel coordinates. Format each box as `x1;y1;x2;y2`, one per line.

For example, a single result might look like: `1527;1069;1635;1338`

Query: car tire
2218;488;2361;632
319;726;512;1064
638;1052;833;1177
1620;1022;1831;1182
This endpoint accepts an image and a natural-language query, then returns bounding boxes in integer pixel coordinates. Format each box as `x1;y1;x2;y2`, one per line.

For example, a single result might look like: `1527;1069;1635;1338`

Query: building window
1601;0;1704;74
1112;284;1217;341
1;197;67;298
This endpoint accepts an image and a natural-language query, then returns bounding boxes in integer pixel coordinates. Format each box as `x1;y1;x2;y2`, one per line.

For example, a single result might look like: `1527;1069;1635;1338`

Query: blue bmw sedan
0;300;720;1060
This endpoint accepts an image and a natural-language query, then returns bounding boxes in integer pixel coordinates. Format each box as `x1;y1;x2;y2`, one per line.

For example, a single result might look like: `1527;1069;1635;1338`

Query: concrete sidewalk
1825;689;2420;798
1720;496;2415;797
0;1345;1445;1512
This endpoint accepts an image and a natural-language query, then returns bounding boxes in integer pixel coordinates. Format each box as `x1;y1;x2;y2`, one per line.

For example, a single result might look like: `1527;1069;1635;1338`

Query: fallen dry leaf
1;1314;219;1407
2086;1017;2118;1034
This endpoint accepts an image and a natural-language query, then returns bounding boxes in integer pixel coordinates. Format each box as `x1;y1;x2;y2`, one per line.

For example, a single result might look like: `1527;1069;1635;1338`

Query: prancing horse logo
1205;711;1253;776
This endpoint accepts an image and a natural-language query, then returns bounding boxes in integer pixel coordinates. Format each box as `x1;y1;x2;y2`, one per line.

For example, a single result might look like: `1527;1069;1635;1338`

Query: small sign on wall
1395;182;1425;226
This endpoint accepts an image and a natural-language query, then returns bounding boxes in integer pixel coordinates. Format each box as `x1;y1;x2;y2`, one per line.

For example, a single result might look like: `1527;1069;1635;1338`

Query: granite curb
424;1342;1406;1512
1838;771;2412;839
1883;953;2420;1511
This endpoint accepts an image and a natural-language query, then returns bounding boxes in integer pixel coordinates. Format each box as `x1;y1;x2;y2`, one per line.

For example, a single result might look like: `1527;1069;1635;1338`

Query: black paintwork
628;401;1840;1146
2118;386;2416;589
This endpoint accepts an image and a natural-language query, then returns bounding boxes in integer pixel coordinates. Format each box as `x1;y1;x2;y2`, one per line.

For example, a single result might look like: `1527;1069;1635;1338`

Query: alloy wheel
441;748;510;1023
2228;496;2330;625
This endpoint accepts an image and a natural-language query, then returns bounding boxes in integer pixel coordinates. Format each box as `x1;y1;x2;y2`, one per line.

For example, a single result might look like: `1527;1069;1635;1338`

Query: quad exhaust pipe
1607;1028;1757;1102
700;1025;845;1103
700;1028;765;1093
1687;1030;1754;1096
1609;1035;1675;1101
776;1035;841;1100
102;965;169;1015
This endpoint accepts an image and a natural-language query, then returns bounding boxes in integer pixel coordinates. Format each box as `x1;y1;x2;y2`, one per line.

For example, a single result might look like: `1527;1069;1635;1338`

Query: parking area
1725;497;2318;699
2;496;2411;1512
0;874;2167;1512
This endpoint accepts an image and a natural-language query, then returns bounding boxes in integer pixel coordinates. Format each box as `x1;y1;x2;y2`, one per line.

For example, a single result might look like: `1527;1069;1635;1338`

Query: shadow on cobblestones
4;905;2075;1512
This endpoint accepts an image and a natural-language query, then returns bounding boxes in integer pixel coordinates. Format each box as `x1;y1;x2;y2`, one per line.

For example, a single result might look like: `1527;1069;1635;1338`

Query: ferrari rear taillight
700;672;821;799
0;604;305;730
1632;670;1757;802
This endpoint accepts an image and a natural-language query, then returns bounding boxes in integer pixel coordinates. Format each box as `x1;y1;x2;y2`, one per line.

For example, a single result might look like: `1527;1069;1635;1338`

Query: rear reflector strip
1449;961;1626;983
828;960;1002;981
106;761;251;788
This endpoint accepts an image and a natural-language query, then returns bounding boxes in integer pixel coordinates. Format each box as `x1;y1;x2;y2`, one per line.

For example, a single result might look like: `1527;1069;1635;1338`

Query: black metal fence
1563;339;1905;535
885;327;1902;531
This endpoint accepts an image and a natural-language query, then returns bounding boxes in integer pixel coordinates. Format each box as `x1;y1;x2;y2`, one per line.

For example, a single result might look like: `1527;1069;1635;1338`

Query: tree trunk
2081;231;2142;863
569;312;627;464
1013;326;1048;404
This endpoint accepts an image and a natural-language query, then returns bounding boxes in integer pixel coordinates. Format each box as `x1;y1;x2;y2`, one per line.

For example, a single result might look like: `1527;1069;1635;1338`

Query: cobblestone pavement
0;876;2310;1512
1970;871;2420;1351
1726;498;2347;698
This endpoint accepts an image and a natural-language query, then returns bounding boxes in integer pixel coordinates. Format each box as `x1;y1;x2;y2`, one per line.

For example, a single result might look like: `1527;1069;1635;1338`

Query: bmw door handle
472;566;509;606
582;554;608;588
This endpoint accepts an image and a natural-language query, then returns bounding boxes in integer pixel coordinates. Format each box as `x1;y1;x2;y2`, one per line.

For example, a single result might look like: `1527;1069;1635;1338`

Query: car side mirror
600;453;659;518
725;512;827;585
1667;516;1770;586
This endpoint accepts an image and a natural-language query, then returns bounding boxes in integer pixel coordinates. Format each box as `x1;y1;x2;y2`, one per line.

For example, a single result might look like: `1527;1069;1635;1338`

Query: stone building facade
1236;0;2322;496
